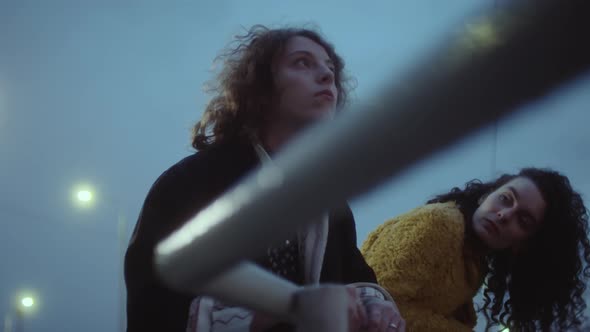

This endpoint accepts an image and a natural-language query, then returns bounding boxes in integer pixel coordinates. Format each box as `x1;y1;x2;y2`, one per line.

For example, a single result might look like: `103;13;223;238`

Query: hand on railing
346;286;406;332
359;296;405;332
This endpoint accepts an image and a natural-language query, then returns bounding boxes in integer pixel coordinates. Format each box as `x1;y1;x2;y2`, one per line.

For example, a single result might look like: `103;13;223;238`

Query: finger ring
389;322;398;329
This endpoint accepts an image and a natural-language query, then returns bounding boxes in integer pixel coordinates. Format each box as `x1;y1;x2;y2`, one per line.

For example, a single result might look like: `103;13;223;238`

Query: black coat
124;140;377;332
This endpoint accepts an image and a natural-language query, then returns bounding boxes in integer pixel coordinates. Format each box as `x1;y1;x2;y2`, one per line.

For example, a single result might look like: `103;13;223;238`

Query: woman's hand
362;296;405;332
346;286;406;332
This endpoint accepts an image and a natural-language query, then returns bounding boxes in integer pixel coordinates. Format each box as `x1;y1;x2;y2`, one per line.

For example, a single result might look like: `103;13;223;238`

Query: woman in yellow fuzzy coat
362;168;590;331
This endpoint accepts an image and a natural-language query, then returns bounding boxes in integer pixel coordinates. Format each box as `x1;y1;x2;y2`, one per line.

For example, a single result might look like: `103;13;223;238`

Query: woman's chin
474;226;498;250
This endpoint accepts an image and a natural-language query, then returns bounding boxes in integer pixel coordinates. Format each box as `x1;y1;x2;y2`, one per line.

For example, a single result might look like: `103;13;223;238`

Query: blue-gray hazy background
1;1;589;331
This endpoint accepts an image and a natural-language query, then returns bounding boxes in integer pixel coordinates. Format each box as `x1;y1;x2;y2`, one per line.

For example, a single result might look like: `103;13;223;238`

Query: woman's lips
483;218;500;235
314;89;335;100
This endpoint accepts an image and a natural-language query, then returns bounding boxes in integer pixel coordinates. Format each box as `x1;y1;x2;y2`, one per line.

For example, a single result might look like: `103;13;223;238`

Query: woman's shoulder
362;201;467;274
367;202;466;246
146;140;258;199
395;201;464;228
416;201;464;225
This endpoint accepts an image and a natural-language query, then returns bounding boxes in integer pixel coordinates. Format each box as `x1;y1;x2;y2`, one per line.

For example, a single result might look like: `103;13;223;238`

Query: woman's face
270;36;338;127
472;177;546;251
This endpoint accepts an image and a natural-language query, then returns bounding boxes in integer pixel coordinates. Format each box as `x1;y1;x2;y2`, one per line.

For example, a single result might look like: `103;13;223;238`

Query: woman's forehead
281;36;331;61
499;177;538;194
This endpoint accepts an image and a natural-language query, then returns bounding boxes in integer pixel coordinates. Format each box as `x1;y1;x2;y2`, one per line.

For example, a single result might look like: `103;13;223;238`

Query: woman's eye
295;58;310;67
499;194;512;203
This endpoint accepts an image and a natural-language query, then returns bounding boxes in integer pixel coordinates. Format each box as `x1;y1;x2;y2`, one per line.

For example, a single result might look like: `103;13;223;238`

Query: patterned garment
266;237;303;284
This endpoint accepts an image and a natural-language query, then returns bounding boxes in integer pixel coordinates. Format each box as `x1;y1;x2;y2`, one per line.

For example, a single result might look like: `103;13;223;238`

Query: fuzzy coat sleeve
361;203;476;332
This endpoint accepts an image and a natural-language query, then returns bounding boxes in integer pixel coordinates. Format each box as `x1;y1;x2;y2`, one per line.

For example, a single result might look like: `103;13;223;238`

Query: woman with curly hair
362;167;590;331
125;25;404;332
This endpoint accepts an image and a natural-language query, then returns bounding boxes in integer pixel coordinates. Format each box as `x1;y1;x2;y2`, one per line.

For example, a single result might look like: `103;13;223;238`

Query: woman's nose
497;209;513;223
318;66;334;84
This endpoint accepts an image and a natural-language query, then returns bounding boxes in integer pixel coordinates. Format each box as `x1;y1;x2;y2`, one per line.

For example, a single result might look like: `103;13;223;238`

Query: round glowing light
77;190;93;202
21;297;34;308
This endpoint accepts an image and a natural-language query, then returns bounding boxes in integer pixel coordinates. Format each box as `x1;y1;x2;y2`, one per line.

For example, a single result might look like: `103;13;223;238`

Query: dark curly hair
428;168;590;331
191;25;352;151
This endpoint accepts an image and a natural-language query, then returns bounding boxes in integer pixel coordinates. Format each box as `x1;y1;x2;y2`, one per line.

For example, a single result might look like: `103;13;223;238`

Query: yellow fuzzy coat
361;202;487;332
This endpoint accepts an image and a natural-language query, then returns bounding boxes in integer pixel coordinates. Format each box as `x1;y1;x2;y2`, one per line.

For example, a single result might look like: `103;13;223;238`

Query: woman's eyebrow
286;50;312;58
287;50;333;66
507;186;520;201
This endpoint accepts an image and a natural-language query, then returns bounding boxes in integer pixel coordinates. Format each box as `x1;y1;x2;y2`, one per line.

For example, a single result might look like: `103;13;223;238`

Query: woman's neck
261;120;306;154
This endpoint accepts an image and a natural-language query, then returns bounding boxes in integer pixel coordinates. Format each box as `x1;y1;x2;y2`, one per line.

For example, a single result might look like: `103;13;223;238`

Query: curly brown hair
191;25;352;151
428;168;590;331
